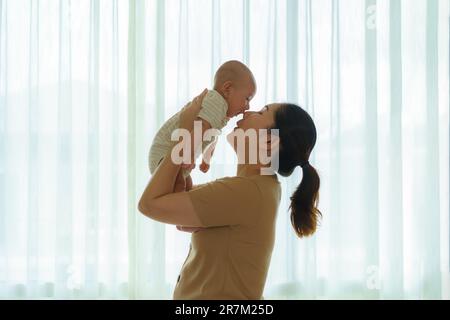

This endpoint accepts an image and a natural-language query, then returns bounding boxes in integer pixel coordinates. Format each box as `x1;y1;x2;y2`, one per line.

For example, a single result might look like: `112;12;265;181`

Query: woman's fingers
173;170;186;192
181;163;195;171
178;89;208;131
190;89;208;111
194;89;208;103
185;175;193;191
176;225;205;233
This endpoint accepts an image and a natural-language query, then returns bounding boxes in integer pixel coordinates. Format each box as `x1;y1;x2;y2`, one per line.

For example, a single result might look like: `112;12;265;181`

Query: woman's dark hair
273;104;321;238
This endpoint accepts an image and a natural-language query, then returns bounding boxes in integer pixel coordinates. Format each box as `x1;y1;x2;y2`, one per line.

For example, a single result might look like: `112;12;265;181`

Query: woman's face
235;103;280;131
227;103;281;164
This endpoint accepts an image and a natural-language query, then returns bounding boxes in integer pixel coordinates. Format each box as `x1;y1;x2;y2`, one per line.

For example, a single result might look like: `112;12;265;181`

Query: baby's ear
222;81;233;97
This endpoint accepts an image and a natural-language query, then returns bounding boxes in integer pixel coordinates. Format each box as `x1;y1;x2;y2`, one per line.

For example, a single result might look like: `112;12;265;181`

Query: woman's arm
138;154;203;227
174;175;210;231
138;90;208;227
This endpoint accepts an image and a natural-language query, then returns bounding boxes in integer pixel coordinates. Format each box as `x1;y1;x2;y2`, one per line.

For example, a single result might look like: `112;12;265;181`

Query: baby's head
213;60;256;118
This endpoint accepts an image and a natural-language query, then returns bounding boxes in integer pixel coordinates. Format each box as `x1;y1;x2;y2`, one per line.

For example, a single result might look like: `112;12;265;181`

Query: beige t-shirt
172;171;282;300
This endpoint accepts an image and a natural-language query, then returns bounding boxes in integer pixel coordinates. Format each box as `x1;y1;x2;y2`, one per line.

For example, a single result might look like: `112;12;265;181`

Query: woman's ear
259;130;281;175
267;133;280;156
258;130;280;155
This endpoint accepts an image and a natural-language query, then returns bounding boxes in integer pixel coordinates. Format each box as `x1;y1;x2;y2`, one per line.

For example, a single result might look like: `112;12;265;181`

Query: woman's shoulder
248;174;282;200
215;174;281;199
193;174;280;194
193;175;260;193
210;175;259;187
213;173;280;184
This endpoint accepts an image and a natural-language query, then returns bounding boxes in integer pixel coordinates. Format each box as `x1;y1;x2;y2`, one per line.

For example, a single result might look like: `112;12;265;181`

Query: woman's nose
242;111;256;119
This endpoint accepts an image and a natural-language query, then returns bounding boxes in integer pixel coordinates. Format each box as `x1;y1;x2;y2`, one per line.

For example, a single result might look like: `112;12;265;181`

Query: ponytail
289;163;321;238
272;103;322;238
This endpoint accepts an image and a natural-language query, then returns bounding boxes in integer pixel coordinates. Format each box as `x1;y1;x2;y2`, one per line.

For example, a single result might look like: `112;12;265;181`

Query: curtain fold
384;0;404;298
364;0;379;300
0;0;448;300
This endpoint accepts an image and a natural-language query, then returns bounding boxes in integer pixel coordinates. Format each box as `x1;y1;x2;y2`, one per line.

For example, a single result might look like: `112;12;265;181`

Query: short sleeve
197;90;229;129
187;177;262;227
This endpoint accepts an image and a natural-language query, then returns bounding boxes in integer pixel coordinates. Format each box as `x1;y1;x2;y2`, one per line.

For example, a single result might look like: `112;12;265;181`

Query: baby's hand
199;160;210;173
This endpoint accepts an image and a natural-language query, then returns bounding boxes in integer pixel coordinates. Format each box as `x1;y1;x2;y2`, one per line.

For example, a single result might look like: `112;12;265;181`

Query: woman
138;90;321;300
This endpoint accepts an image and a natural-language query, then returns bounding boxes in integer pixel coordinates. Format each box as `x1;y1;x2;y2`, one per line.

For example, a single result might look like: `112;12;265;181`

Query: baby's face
226;80;256;118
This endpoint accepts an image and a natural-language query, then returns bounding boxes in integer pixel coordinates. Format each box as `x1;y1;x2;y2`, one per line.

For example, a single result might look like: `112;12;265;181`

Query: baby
148;60;256;190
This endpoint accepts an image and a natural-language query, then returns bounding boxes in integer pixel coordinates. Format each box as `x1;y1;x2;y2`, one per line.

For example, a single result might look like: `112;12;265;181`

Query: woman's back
173;173;281;300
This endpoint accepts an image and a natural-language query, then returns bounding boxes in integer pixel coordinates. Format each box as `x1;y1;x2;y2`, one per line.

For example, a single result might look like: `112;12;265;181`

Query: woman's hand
176;225;205;233
178;89;208;131
177;89;208;170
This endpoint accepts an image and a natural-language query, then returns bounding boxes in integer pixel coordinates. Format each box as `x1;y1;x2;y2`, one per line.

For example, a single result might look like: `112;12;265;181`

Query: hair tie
300;160;310;169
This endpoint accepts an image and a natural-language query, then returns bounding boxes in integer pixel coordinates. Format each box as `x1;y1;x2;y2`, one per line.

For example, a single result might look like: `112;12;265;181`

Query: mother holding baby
138;61;321;300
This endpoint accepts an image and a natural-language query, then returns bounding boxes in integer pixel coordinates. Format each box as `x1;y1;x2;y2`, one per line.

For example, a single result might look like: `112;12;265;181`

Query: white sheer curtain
0;0;129;299
129;0;449;299
1;0;449;300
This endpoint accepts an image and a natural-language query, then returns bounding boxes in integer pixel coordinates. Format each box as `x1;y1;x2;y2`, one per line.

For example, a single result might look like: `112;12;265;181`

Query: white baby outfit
148;90;229;175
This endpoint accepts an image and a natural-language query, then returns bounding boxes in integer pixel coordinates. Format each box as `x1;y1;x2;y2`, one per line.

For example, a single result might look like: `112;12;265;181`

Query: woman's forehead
266;103;280;113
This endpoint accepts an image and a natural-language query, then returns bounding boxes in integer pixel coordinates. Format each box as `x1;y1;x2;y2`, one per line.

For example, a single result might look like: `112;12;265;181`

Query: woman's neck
237;163;270;177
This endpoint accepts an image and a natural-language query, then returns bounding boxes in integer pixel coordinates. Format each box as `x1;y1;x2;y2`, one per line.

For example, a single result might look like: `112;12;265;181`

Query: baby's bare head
213;60;256;118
